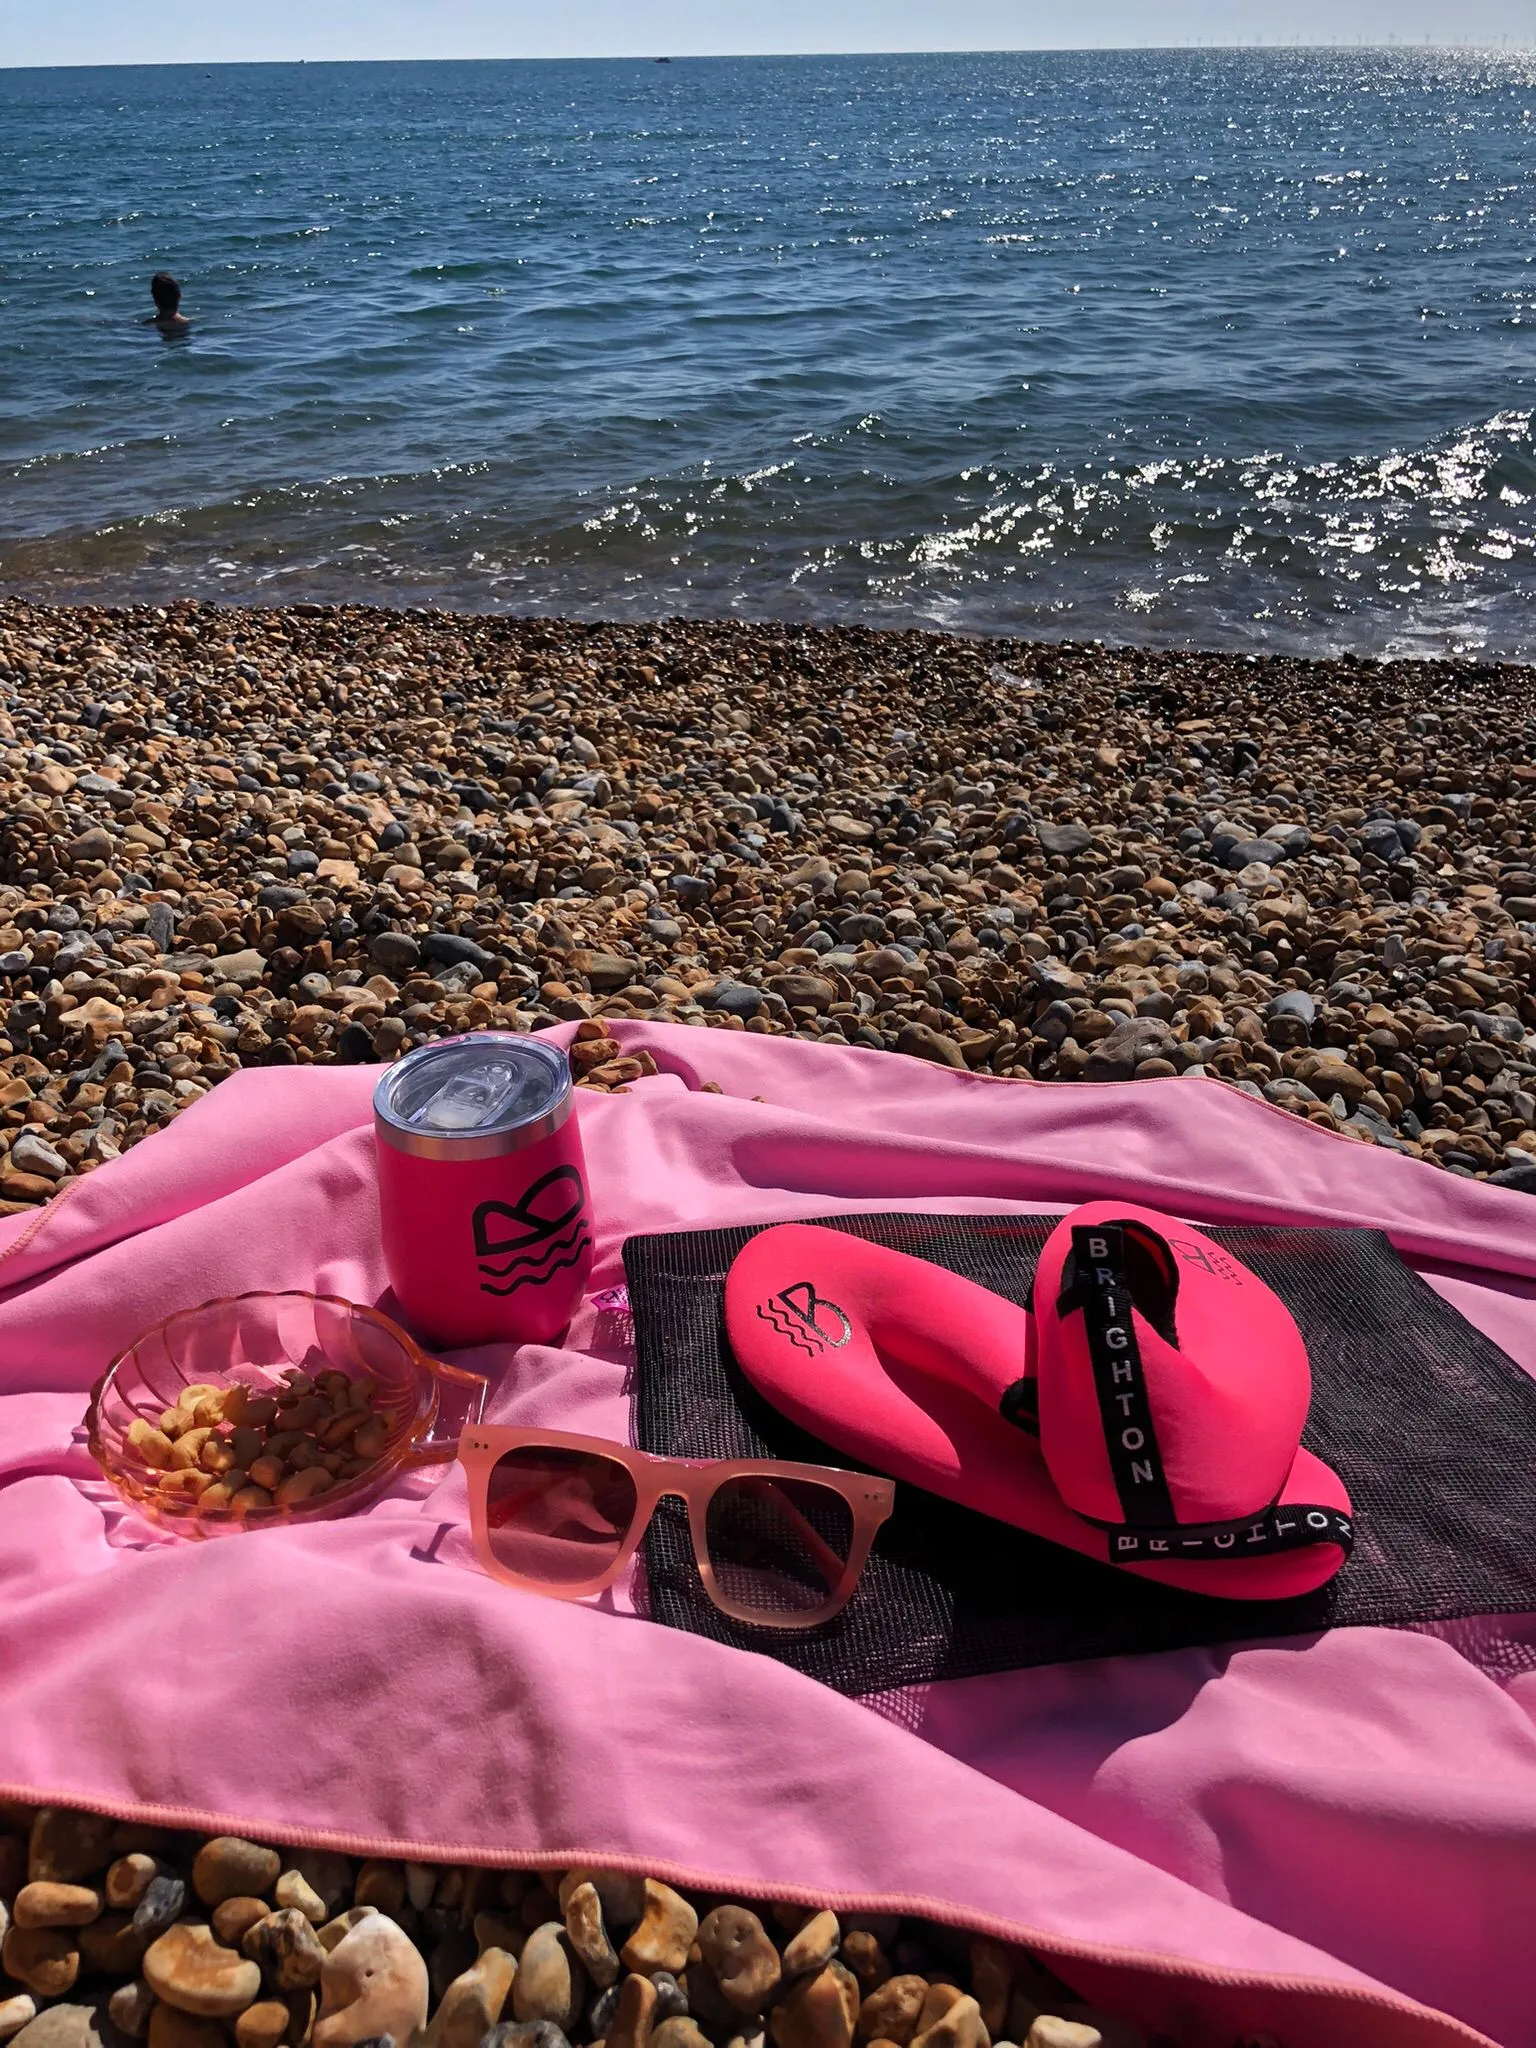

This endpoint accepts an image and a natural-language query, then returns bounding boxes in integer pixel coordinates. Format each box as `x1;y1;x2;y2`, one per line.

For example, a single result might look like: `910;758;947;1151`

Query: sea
1;49;1534;659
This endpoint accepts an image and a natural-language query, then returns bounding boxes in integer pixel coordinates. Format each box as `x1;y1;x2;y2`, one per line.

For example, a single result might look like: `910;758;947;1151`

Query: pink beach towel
3;1023;1536;2048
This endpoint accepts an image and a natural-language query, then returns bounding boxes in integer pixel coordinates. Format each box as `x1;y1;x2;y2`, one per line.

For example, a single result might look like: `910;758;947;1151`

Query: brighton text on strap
1071;1221;1177;1527
1108;1503;1355;1562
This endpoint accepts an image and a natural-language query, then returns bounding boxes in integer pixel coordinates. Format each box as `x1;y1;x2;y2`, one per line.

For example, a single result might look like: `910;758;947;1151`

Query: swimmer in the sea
144;272;190;331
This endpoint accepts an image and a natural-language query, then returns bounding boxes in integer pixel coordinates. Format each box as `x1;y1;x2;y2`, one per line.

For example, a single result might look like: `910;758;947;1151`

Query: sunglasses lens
484;1446;639;1586
704;1475;855;1618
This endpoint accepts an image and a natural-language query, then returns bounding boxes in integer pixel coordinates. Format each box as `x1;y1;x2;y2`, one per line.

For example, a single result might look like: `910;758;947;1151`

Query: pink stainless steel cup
374;1033;594;1348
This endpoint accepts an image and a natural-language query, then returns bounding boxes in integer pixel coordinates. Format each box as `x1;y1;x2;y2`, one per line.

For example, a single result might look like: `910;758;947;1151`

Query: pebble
12;1888;100;1932
28;1814;116;1887
243;1909;326;1991
910;1998;987;2048
214;1901;275;1949
779;1917;838;1984
768;1966;859;2048
131;1879;187;1941
601;1974;656;2048
698;1910;783;2014
192;1842;280;1911
856;1979;927;2044
512;1926;584;2031
107;1984;155;2039
233;2002;292;2048
0;2002;34;2045
618;1885;697;1979
561;1885;619;1990
105;1860;158;1913
421;1949;513;2048
143;1924;263;2017
1;1926;79;1999
313;1916;429;2048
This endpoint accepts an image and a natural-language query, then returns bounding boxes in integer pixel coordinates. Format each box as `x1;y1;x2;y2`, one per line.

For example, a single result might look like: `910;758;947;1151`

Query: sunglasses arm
730;1475;856;1584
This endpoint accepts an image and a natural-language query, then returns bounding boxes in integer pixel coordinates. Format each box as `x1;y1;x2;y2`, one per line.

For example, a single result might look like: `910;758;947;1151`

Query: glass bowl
85;1291;487;1537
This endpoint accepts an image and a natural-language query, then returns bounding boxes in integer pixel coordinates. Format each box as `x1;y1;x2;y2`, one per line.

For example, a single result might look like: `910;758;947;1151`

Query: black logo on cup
755;1281;852;1356
472;1165;591;1297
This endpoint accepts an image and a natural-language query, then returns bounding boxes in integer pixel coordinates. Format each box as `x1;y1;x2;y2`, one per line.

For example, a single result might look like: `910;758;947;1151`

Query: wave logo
472;1164;591;1297
755;1281;852;1357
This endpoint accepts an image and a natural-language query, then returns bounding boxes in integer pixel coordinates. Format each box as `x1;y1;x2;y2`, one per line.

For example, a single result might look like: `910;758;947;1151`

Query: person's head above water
150;272;182;317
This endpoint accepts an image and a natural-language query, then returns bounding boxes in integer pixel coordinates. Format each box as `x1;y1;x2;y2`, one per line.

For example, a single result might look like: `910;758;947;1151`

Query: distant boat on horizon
654;57;672;64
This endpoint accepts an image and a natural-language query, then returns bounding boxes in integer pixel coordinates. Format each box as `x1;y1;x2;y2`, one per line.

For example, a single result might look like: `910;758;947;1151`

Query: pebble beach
0;1807;1136;2048
0;596;1531;1206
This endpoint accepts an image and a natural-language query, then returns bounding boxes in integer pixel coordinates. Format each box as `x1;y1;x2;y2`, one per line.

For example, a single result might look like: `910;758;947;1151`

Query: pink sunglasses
459;1427;895;1629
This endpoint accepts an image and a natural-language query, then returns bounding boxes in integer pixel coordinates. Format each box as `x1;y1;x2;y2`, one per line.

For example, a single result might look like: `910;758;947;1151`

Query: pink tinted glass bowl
86;1291;487;1537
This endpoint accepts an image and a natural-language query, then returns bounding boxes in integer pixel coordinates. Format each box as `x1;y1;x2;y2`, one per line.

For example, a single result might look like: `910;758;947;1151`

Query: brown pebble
243;1908;326;1991
681;1957;740;2035
28;1810;115;1886
235;2003;291;2048
193;1840;280;1910
512;1922;585;2030
912;1996;988;2048
214;1900;274;1948
769;1963;859;2048
105;1858;159;1912
650;2023;710;2048
619;1882;697;1977
857;1979;929;2045
143;1923;263;2017
421;1947;515;2048
563;1881;620;1989
781;1912;840;1981
697;1907;781;2015
841;1934;890;1996
283;1853;353;1919
13;1883;101;1929
915;1989;967;2034
107;1983;155;2040
2;1924;79;1998
604;1971;658;2048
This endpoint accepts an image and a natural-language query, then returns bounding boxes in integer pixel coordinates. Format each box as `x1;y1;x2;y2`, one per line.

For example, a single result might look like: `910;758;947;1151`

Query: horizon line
4;40;1535;74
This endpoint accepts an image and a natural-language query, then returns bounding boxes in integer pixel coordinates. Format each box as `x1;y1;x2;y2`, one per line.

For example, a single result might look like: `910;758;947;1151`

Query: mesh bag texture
625;1212;1536;1695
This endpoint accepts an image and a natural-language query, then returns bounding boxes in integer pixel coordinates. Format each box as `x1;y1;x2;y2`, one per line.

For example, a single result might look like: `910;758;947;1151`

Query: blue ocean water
1;49;1534;656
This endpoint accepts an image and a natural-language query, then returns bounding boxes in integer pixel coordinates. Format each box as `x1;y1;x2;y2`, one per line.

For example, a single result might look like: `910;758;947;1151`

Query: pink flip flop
723;1208;1352;1600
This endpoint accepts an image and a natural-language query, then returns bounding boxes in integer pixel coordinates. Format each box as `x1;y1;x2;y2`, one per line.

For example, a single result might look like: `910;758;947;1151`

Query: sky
2;0;1533;68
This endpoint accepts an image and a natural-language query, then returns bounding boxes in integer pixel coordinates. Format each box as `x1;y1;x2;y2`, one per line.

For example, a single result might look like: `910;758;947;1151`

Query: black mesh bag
625;1212;1536;1696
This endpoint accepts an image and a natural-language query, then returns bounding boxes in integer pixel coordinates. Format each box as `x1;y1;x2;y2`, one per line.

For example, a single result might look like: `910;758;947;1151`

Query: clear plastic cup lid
375;1034;569;1142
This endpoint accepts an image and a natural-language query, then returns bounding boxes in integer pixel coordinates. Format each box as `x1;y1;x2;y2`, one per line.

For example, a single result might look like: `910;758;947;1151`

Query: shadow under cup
483;1446;855;1615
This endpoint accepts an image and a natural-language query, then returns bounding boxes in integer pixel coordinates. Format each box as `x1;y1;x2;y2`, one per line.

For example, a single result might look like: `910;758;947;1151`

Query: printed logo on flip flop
472;1165;591;1296
1167;1237;1244;1286
756;1282;852;1356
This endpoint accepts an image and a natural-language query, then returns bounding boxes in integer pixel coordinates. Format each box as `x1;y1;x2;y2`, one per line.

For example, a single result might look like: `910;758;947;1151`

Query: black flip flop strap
1105;1503;1354;1562
1006;1221;1353;1561
1065;1220;1179;1527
